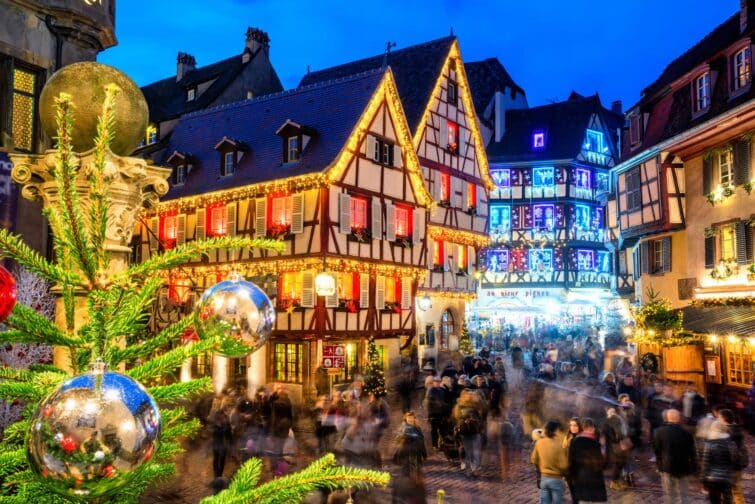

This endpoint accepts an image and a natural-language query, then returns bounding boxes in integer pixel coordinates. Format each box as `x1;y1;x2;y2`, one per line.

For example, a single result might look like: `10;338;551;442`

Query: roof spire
450;26;454;36
382;41;396;68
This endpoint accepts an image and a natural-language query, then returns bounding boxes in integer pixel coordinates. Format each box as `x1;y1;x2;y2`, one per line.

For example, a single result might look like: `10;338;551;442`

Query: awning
681;305;755;335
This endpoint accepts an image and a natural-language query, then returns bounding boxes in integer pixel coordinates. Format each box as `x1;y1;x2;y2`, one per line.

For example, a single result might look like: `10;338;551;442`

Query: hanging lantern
0;264;17;322
315;271;336;297
167;274;193;305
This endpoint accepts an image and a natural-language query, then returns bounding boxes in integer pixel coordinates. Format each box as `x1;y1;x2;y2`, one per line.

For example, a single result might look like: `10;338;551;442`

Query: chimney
244;27;270;62
176;52;196;81
611;100;623;115
741;0;755;33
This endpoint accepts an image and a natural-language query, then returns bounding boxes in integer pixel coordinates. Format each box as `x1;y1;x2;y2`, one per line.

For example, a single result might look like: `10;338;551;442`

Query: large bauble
194;275;274;357
0;264;16;322
39;62;149;155
27;369;160;498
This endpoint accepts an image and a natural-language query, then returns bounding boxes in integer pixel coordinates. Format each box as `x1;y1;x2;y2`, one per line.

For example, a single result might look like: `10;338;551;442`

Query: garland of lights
427;225;489;248
416;288;478;301
691;296;755;307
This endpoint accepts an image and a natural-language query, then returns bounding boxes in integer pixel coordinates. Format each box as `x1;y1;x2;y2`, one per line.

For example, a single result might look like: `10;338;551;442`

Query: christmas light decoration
427;225;489;248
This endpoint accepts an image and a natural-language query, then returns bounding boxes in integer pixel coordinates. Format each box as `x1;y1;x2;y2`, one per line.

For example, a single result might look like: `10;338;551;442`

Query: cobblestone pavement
142;385;755;503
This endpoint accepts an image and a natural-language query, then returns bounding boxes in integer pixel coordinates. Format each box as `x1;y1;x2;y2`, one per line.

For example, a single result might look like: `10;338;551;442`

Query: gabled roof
465;57;526;117
141;51;282;125
298;36;455;132
488;93;623;163
160;70;386;201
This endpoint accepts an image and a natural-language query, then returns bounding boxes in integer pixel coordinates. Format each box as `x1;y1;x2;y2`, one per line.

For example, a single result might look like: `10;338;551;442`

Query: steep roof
298;36;455;132
161;69;386;201
488;93;622;163
465;57;526;116
141;50;282;125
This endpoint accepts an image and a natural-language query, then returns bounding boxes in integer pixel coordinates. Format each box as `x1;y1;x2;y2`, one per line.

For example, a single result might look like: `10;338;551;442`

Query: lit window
337;272;358;301
596;173;609;192
584;129;604;153
187;87;196;101
489;205;511;234
207;204;227;237
574;204;591;230
529;249;553;272
440;173;451;203
487;249;509;272
492;169;511;187
146;124;158;145
448;80;458;105
271;196;293;227
467;182;477;211
533;131;545;149
721;226;736;261
575;168;591;189
440;310;454;350
597;251;611;273
457;245;469;273
447;121;459;154
159;212;178;249
279;271;302;303
532;167;554;187
732;46;751;91
592;207;604;229
395;205;411;238
274;343;303;383
651;239;663;274
533;204;554;230
10;67;38;152
350;196;368;231
287;136;300;162
384;276;399;304
433;239;444;268
719;150;733;185
725;340;753;386
577;249;595;270
175;164;187;185
694;73;710;112
222;151;235;176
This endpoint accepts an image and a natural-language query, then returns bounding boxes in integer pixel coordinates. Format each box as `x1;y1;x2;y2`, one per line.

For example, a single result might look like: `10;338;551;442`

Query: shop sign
484;289;555;299
322;344;345;368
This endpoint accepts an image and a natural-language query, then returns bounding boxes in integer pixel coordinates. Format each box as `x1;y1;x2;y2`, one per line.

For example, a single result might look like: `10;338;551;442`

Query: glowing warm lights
418;295;432;311
427;225;489;248
315;271;337;297
709;334;719;344
727;334;738;344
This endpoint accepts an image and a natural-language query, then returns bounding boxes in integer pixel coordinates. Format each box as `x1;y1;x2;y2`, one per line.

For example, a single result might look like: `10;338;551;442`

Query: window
595;172;609;193
492;169;511;187
447;121;459;154
222;151;235;176
529;249;553;272
466;182;477;211
457;245;469;273
175;164;187;185
384;276;399;304
694;73;710;112
592;207;604;230
629;114;642;146
8;66;38;152
732;46;751;92
287;136;300;162
274;343;304;383
447;80;458;105
584;129;604;153
721;225;736;261
533;204;555;230
192;351;213;377
651;239;663;273
533;130;545;149
597;251;611;273
440;310;454;350
207;204;227;237
372;138;395;166
625;167;642;212
532;166;554;187
575;168;591;189
577;249;595;270
350;196;368;231
487;249;509;272
574;204;591;230
187;87;196;101
439;173;451;203
725;340;753;387
433;239;444;269
278;271;302;308
159;212;178;249
337;272;359;302
395;205;411;238
489;204;511;234
271;195;293;234
146;124;158;145
719;150;733;185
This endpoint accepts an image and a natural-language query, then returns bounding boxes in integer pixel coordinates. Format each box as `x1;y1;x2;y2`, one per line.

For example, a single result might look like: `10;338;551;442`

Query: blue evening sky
99;0;737;110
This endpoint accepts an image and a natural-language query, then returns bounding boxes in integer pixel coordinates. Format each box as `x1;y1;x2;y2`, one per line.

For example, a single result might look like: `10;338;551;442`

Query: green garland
691;296;755;307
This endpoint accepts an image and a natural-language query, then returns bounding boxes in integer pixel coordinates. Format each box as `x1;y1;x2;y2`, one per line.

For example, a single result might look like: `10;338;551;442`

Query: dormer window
287;136;300;163
276;119;316;164
731;45;752;92
533;130;545;149
584;129;604;153
187;87;196;102
175;164;187;185
166;150;195;186
222;151;235;176
146;124;158;145
694;72;711;112
214;137;248;177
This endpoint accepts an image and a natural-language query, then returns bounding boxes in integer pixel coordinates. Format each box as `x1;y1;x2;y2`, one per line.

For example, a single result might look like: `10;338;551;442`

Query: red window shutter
395;277;401;304
353;273;359;302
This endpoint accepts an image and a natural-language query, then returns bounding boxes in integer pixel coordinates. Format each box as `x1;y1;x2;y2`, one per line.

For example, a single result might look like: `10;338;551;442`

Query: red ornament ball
0;264;16;322
59;436;78;453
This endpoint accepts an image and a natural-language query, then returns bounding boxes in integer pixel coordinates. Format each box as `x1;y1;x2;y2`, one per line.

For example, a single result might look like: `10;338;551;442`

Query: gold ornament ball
39;62;148;155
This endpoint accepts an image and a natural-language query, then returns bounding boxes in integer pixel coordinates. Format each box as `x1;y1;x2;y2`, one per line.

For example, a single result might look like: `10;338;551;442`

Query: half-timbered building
616;0;755;406
135;68;432;402
472;93;623;335
300;37;492;368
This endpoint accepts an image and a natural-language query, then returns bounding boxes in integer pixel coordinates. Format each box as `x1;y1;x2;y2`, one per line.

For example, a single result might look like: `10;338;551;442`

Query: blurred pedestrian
603;407;629;491
531;420;568;504
392;411;427;479
718;409;748;504
212;410;233;478
653;408;697;504
568;418;606;504
453;389;485;477
702;420;738;504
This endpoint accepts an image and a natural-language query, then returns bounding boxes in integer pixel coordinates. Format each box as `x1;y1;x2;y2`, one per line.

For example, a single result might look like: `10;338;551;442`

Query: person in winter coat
531;420;568;504
270;389;293;460
718;409;748;504
568;418;606;504
452;389;485;477
211;410;233;478
702;420;738;504
563;417;583;503
653;408;697;504
392;411;427;479
423;377;448;449
602;407;628;490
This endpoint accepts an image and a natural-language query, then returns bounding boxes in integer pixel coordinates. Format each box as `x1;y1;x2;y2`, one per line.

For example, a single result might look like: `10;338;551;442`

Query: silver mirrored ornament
194;273;274;357
27;362;160;498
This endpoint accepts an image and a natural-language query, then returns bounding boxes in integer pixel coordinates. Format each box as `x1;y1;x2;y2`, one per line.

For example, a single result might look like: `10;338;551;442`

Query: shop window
440;310;454;351
532;166;554;187
487;249;509;273
192;351;213;377
492;168;511;188
274;343;304;383
725;340;752;387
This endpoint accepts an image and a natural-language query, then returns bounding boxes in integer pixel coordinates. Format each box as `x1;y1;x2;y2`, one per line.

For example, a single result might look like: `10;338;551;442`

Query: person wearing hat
423;376;449;450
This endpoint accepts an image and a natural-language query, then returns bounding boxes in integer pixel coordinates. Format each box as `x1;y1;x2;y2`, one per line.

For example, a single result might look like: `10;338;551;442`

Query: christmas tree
363;337;387;398
458;320;473;356
0;72;388;502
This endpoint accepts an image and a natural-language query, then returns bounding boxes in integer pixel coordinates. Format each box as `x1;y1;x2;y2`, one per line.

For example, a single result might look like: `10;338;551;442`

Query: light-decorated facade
135;69;433;402
471;93;624;342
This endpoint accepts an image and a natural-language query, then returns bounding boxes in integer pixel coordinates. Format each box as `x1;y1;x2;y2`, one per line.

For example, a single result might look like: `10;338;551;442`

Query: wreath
639;352;659;374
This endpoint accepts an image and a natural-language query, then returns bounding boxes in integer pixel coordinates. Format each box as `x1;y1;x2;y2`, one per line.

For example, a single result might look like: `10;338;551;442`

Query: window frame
221;150;235;177
447;120;459;154
206;204;227;237
6;62;41;152
286;135;300;163
457;244;469;274
187;87;196;102
270;195;293;232
278;271;302;308
533;203;555;230
529;248;553;273
629;114;642;146
350;195;369;233
725;340;753;388
466;182;477;212
532;166;555;188
394;204;412;239
625;167;642;212
574;204;591;230
274;342;304;384
159;212;178;250
489;204;511;234
693;72;711;113
584;129;604;153
439;310;454;351
576;249;595;271
650;239;663;274
447;80;458;106
487;249;510;273
373;137;395;167
533;130;545;149
492;168;511;188
433;239;445;270
731;45;752;93
575;168;591;189
440;172;452;204
720;225;736;262
718;149;733;186
175;163;187;185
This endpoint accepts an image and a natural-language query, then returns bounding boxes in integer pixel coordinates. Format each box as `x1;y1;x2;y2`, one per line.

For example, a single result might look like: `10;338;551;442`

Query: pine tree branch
0;228;81;286
149;377;212;403
120;236;284;280
5;303;81;347
0;382;41;402
0;450;26;479
107;316;192;365
0;419;29;447
127;338;217;383
104;277;162;342
0;366;32;382
226;457;263;494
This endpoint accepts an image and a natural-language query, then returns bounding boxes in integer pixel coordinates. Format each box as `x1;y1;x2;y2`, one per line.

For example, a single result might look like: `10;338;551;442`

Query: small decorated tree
631;287;701;346
363;337;387;398
458;320;473;356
